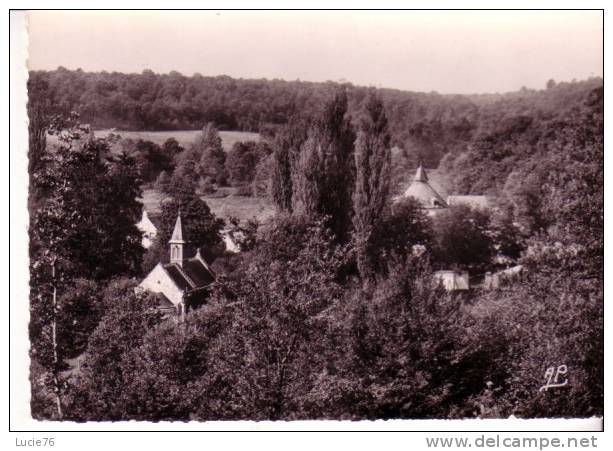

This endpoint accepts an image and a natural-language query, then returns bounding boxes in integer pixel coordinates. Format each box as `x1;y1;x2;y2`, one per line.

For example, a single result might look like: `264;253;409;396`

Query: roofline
160;262;194;291
169;262;197;289
193;250;216;278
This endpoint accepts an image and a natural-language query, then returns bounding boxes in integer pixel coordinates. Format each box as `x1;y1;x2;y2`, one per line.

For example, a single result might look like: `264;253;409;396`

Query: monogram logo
539;365;568;392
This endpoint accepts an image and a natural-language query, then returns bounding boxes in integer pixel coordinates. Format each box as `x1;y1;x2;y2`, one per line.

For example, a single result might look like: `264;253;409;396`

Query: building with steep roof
397;164;496;216
139;213;215;317
397;163;448;214
136;209;158;249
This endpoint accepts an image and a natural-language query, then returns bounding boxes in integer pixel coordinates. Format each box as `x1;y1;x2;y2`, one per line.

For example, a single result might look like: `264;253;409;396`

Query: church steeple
169;212;186;267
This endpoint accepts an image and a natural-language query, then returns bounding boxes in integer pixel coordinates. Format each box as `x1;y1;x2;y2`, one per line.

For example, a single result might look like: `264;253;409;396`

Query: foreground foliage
58;212;602;420
28;79;603;421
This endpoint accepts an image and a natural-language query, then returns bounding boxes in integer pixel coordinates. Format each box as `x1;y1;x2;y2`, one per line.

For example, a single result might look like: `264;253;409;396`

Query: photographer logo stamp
539;365;569;392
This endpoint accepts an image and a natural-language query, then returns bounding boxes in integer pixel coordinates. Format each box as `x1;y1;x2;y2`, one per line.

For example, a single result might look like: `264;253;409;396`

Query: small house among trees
433;270;470;291
138;213;215;317
398;163;493;214
136;209;158;249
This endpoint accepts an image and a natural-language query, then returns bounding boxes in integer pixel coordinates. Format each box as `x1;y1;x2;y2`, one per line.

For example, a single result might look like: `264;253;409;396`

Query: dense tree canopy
370;197;433;273
117;138;176;183
66;280;165;420
226;140;271;185
28;124;145;418
27;70;603;421
30;127;144;283
431;205;495;271
31;69;601;172
440;79;603;196
194;123;227;185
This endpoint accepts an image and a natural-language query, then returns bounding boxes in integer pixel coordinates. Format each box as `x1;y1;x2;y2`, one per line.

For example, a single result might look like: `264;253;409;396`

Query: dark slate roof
182;258;215;287
163;264;193;291
163;257;215;292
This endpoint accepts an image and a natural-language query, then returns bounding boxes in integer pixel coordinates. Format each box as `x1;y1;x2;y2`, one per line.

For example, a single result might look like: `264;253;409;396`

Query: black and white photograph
9;8;605;437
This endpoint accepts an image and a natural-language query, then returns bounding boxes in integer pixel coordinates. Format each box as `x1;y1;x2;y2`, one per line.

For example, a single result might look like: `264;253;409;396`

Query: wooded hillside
31;67;602;178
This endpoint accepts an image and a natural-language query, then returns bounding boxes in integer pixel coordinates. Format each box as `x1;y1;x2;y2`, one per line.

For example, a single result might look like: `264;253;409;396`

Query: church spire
414;161;428;182
169;211;185;266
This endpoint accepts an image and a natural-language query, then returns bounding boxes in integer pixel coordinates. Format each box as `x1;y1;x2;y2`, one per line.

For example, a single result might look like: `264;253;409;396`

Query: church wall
139;263;184;306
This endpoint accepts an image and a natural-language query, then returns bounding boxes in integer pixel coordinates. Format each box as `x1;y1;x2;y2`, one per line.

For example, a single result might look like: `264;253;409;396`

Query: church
139;213;215;317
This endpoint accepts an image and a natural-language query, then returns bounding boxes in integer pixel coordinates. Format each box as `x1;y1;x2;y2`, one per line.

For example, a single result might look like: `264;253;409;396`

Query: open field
141;188;276;224
95;129;261;152
95;129;273;224
202;195;276;224
139;189;168;215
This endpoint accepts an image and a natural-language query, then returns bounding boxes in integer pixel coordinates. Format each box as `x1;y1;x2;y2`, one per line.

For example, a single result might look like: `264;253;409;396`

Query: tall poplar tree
352;94;391;281
270;117;308;213
292;88;355;242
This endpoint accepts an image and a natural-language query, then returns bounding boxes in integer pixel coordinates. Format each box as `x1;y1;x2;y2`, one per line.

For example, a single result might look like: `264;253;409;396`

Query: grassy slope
141;188;276;224
110;129;273;223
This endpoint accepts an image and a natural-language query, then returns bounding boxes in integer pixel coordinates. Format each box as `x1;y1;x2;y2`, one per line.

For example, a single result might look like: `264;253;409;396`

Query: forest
27;69;603;421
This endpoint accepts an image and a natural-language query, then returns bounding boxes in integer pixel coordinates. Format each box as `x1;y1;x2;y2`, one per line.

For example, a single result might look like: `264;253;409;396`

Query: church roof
401;165;448;208
158;213;215;294
162;255;215;291
169;213;185;244
182;257;215;286
137;210;158;234
163;264;193;291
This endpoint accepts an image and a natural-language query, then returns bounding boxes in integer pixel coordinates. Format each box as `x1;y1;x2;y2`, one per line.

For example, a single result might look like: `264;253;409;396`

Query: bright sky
27;10;603;94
